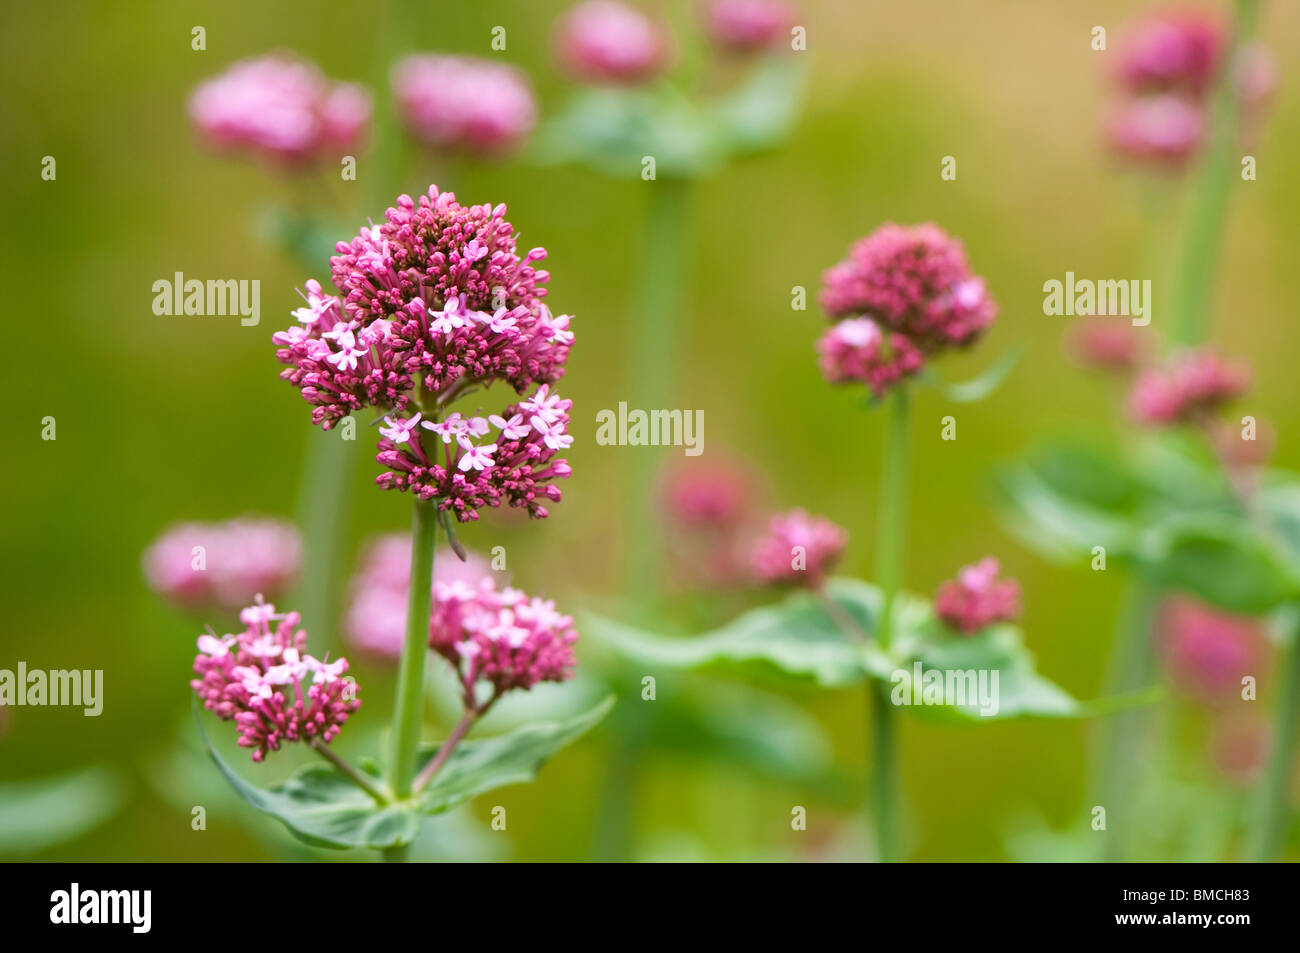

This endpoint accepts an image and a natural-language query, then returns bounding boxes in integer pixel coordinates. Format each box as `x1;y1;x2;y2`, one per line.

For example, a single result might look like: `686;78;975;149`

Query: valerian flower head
934;557;1022;634
1105;93;1205;166
817;317;925;398
819;222;998;369
144;518;300;612
751;509;847;589
189;54;370;167
555;0;672;86
391;55;537;157
1156;597;1265;705
703;0;796;55
273;186;575;521
430;577;579;698
345;536;493;659
1128;348;1250;426
191;600;360;762
1116;11;1223;96
1065;317;1148;374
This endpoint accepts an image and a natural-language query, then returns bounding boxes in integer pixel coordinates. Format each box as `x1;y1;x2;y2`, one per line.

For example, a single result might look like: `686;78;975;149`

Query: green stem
290;430;354;653
310;738;387;804
382;844;409;863
389;497;439;801
1168;0;1261;347
1247;614;1300;861
869;388;911;862
624;177;694;610
1094;578;1160;861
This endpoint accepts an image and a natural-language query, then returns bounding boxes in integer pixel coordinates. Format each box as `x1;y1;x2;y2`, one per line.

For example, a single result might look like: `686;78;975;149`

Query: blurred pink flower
1210;716;1271;785
820;223;998;354
751;509;847;589
1106;93;1205;166
143;518;300;613
661;459;754;531
189;54;370;166
555;1;672;85
1116;11;1223;96
704;0;794;54
1128;348;1250;426
1065;317;1148;373
345;535;493;659
191;600;360;762
934;557;1021;634
817;317;924;398
1156;597;1265;704
391;55;537;157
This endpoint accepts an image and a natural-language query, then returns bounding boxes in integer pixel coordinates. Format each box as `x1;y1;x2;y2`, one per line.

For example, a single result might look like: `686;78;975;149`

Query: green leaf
196;704;417;850
582;579;903;686
0;766;124;856
415;696;615;815
998;466;1138;560
1135;513;1300;614
923;344;1022;404
709;56;807;154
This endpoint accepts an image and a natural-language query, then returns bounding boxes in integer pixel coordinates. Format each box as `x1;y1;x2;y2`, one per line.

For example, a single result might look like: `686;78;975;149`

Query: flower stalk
388;496;439;800
870;388;911;863
1247;610;1300;861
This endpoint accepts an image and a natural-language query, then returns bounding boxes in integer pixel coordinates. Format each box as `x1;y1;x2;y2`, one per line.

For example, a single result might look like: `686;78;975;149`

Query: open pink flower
555;1;671;85
1128;348;1250;426
817;317;924;398
391;55;537;156
192;600;360;761
751;509;847;589
189;54;370;167
934;557;1021;634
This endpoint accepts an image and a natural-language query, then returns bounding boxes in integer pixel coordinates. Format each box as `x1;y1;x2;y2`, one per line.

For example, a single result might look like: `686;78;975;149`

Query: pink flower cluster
555;1;671;85
1106;11;1276;167
431;576;579;698
934;557;1022;634
660;458;759;588
191;602;360;762
704;0;795;54
1157;597;1264;704
1128;348;1250;426
391;55;537;157
272;186;575;520
1065;317;1147;374
818;223;997;398
143;518;300;612
189;55;370;167
344;535;492;659
751;508;847;589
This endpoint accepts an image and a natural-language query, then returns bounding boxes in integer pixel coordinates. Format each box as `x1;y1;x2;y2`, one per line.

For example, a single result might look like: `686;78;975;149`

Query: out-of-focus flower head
703;0;795;55
189;54;370;167
1210;715;1270;785
661;459;754;531
272;186;575;521
191;599;360;762
345;536;493;659
1128;348;1250;426
1065;317;1148;374
1105;93;1205;166
1116;11;1223;96
143;518;300;612
391;55;537;157
555;1;672;85
751;509;847;589
817;317;925;398
430;577;579;699
1156;596;1264;704
934;557;1022;634
820;223;998;357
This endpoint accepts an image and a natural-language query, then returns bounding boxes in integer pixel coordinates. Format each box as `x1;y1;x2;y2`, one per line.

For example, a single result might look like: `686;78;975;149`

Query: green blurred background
2;0;1297;861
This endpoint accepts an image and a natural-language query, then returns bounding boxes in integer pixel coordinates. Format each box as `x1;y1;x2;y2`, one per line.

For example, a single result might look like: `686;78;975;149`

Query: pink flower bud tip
934;557;1021;634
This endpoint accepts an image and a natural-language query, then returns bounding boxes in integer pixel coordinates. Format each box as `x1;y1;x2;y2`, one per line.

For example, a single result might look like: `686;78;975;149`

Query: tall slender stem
870;388;911;862
389;497;438;800
412;708;477;794
625;177;693;610
1247;614;1300;861
291;431;354;653
1168;0;1261;347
